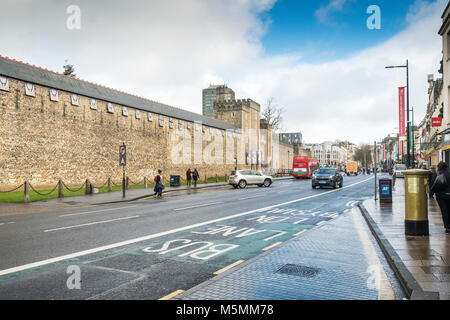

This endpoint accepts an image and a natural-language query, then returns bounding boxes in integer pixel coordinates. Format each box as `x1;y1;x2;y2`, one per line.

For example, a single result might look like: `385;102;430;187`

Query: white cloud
315;0;351;25
0;0;446;145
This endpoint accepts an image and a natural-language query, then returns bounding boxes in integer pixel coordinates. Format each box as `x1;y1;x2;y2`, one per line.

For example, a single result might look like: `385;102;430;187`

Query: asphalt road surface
0;173;397;299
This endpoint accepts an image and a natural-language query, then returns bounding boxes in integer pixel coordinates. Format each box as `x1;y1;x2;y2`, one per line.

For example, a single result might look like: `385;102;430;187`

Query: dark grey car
312;168;343;189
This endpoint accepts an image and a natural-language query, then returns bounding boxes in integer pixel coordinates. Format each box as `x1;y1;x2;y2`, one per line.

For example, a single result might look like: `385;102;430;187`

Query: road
0;173;404;299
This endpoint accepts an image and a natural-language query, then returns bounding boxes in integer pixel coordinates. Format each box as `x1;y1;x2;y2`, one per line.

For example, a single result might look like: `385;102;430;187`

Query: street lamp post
386;60;411;167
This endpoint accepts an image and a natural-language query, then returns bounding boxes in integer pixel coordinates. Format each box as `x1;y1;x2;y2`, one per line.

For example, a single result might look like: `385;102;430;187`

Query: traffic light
439;103;444;118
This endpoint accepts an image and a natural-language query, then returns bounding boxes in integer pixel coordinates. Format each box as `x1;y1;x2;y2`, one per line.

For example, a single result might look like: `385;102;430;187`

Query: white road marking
43;216;139;233
316;221;327;226
173;202;223;211
59;205;138;217
0;177;373;277
239;195;265;200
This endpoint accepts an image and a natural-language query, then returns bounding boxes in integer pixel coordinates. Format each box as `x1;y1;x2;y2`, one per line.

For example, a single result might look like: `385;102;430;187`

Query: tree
63;60;76;77
261;97;285;132
353;144;373;167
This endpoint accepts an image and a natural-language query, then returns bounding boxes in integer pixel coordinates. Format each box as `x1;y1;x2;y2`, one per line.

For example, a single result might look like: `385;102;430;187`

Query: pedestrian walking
154;169;165;198
193;168;199;188
186;168;192;188
430;162;450;233
428;166;437;198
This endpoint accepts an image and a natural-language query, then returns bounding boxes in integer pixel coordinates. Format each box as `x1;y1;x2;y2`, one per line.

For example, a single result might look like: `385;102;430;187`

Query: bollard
404;170;429;236
144;177;148;189
58;179;64;198
107;177;112;192
24;181;30;203
85;179;90;195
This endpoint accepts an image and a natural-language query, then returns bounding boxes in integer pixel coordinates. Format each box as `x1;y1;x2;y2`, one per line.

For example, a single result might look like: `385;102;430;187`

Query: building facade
202;84;235;117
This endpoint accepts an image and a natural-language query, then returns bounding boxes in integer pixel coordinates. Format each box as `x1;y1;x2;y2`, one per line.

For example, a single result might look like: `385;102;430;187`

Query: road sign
119;145;127;166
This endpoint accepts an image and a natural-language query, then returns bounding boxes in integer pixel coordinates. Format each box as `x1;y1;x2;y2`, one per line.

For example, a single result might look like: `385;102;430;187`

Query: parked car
312;168;343;189
229;170;273;189
393;164;407;178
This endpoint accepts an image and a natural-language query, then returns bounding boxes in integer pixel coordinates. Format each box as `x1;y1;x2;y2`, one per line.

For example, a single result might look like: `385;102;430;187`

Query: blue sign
381;184;390;195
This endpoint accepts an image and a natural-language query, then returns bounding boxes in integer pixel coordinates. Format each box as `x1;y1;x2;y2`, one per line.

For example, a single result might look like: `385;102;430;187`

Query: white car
393;164;407;178
229;170;273;189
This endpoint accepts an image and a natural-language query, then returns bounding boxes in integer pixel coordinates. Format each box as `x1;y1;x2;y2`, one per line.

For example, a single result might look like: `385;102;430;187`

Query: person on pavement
430;162;450;233
429;166;437;198
193;168;199;187
154;169;165;199
186;168;192;188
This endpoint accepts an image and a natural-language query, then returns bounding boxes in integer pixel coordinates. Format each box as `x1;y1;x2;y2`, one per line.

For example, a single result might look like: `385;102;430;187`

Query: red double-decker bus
293;156;319;179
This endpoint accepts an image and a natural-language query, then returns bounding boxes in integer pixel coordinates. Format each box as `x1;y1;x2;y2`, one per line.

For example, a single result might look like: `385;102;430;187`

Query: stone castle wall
0;78;247;188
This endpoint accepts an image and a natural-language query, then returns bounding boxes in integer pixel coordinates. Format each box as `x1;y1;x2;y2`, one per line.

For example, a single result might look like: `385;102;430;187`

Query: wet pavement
177;208;405;300
361;177;450;300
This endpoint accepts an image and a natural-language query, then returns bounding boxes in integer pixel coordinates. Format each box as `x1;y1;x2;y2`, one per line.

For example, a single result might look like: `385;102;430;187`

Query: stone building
202;84;235;117
0;56;294;188
439;3;450;167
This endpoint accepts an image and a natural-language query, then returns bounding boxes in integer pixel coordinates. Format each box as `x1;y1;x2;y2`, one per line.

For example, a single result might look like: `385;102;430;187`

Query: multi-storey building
202;84;235;117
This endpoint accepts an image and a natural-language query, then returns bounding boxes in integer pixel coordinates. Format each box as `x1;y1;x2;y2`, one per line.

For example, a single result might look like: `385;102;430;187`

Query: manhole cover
276;264;320;278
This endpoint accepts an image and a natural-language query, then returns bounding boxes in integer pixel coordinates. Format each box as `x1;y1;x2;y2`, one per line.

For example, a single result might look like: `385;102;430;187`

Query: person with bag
430;162;450;233
154;169;165;199
192;168;199;188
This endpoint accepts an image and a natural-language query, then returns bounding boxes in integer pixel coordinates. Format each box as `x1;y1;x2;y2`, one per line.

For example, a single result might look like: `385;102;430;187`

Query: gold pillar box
403;169;429;236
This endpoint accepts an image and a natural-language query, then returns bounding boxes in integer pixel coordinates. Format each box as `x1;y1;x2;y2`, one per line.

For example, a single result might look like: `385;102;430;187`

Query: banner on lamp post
399;87;406;138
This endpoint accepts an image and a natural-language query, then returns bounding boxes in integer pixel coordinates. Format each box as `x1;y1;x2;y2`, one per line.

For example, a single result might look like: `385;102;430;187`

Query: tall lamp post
386;60;410;167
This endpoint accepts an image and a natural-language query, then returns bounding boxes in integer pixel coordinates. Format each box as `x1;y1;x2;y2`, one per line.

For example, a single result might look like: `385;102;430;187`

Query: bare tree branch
262;97;285;132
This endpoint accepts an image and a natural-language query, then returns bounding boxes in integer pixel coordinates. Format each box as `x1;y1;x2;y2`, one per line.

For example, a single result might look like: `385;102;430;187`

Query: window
187;122;191;129
169;118;174;129
178;119;183;130
89;98;97;109
159;115;164;127
135;110;141;119
107;103;114;113
50;89;59;102
71;94;79;106
0;76;9;91
25;83;35;97
148;112;153;122
122;107;128;116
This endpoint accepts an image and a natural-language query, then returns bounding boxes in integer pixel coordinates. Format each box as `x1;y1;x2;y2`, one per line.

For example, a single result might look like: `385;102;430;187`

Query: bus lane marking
0;177;373;276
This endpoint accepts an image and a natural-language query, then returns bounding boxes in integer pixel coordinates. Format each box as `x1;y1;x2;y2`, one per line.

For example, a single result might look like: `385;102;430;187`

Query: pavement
0;174;398;300
359;178;450;300
176;207;405;300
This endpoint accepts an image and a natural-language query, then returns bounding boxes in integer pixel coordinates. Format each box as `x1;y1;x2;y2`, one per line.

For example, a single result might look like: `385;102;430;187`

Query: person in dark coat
154;169;164;198
192;168;199;188
428;166;437;198
186;168;192;188
430;162;450;233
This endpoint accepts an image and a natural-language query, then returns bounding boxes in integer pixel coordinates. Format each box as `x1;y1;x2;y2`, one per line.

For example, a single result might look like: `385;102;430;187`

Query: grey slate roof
0;56;236;130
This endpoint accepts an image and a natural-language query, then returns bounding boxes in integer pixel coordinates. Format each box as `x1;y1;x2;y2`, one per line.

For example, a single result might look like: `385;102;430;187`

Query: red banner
432;117;442;127
399;87;406;138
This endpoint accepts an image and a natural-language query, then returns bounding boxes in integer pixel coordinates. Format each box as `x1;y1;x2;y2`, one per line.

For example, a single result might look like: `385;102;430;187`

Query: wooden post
24;181;30;203
107;178;112;192
58;179;64;198
144;177;148;189
85;179;90;195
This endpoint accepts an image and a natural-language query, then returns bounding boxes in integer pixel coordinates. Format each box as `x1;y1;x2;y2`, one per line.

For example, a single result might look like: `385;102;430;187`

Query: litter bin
403;169;429;236
379;178;392;203
170;175;180;187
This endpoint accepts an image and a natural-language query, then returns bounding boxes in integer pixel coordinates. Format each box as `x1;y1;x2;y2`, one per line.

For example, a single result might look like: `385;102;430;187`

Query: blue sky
261;0;423;62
